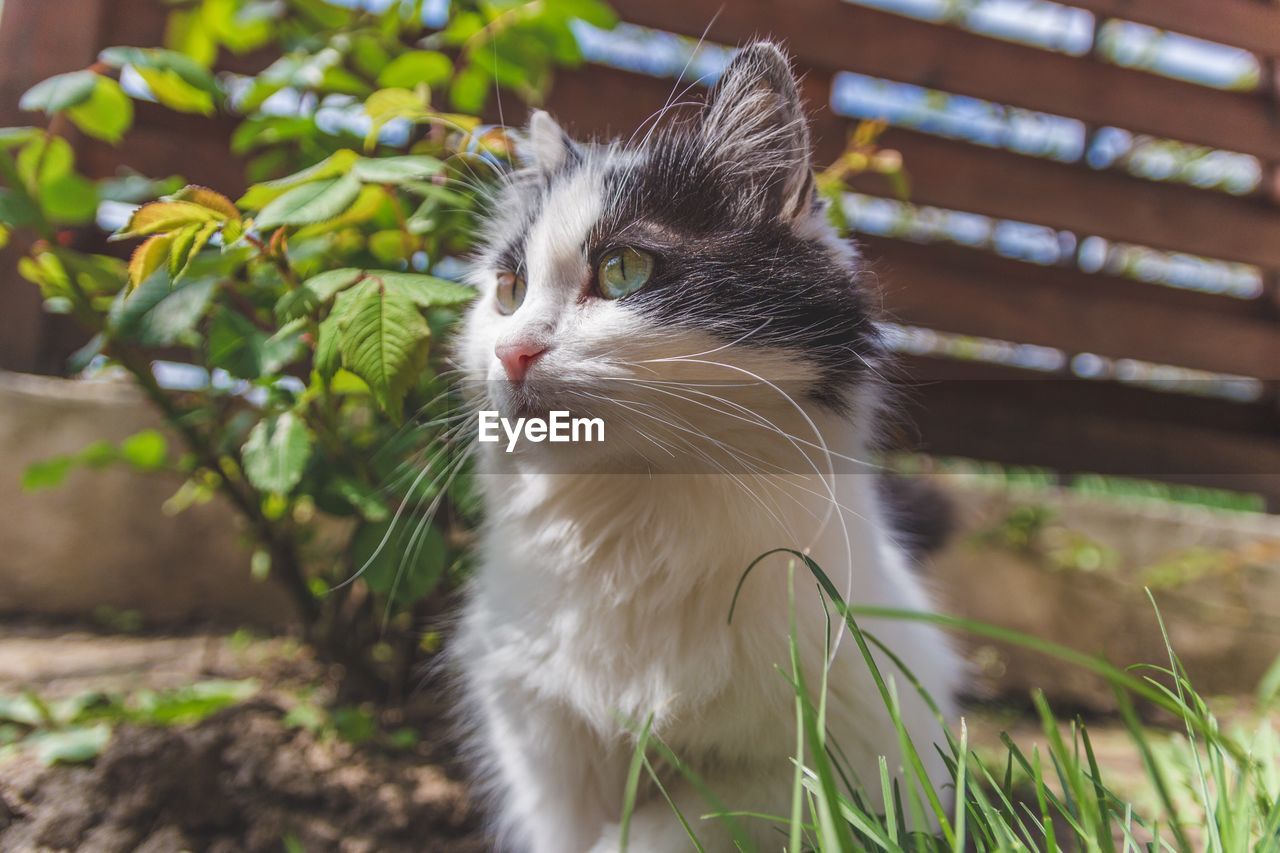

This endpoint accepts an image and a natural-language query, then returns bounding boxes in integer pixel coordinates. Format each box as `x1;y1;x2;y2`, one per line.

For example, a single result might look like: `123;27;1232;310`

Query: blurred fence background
3;0;1279;509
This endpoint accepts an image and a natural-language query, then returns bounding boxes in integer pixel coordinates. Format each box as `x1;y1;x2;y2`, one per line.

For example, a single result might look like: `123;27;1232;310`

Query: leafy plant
0;680;258;765
1;0;614;698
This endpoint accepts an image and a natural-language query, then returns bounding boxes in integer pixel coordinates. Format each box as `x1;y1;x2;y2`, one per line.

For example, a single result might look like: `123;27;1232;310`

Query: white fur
452;118;961;853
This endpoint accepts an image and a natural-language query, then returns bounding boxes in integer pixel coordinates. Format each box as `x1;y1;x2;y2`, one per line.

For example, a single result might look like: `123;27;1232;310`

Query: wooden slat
893;358;1280;508
1070;0;1280;59
544;65;1280;268
0;0;108;374
887;356;1279;436
851;127;1280;269
863;238;1280;378
608;0;1280;163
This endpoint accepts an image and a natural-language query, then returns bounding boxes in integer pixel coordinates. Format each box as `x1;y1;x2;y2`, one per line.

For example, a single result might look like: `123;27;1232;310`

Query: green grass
620;552;1280;852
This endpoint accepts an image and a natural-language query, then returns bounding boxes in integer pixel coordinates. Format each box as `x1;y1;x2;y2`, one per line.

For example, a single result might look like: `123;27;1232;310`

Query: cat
451;41;962;853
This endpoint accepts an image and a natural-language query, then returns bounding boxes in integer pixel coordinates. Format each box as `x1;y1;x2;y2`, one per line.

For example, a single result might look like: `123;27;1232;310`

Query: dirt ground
0;621;1258;853
0;623;487;853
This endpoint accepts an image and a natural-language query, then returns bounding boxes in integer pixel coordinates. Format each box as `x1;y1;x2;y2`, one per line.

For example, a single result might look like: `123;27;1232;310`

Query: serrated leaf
337;279;430;418
293;184;385;238
170;221;219;280
351;518;445;605
352;155;443;184
108;267;216;346
238;149;360;208
128;234;173;290
20;71;98;114
171;185;240;219
242;412;311;495
314;310;344;381
65;76;133;144
276;268;364;322
136;67;215;115
377;272;474;308
255;173;362;229
113;200;221;240
377;51;453;89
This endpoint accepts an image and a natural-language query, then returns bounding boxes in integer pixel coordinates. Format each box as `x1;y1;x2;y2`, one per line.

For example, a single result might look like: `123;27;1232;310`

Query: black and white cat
453;42;961;853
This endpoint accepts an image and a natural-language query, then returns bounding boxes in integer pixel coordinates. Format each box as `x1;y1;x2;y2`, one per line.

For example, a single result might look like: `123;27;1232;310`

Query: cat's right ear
517;110;579;177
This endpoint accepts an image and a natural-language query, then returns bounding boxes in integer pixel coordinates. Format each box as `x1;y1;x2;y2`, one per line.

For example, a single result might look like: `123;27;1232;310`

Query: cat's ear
517;110;579;176
700;42;813;221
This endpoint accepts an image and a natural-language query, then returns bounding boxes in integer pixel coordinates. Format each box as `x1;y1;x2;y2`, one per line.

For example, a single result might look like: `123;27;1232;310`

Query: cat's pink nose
496;340;547;383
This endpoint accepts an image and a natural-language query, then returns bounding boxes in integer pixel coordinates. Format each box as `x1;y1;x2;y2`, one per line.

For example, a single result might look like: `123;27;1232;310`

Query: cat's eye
597;247;654;300
495;271;526;314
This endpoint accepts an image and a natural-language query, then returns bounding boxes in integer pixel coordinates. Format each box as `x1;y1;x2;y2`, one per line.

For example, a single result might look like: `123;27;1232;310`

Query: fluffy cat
452;41;962;853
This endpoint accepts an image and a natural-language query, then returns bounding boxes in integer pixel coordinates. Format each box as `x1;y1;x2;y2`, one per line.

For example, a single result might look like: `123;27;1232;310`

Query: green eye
597;247;654;300
495;271;525;314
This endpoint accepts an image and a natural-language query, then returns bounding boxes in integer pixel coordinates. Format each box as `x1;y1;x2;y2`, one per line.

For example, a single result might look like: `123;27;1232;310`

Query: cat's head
458;42;884;469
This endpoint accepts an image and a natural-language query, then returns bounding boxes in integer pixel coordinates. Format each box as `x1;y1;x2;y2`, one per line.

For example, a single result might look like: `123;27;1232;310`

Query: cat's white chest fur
454;465;961;853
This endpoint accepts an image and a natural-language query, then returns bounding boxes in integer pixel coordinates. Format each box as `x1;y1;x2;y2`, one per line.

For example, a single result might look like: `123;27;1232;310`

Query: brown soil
0;624;489;853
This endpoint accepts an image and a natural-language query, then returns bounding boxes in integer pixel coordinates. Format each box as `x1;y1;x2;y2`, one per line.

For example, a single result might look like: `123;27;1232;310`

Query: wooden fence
2;0;1279;507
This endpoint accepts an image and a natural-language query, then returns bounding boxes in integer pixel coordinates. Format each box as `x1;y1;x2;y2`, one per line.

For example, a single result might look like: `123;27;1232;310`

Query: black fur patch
583;126;884;409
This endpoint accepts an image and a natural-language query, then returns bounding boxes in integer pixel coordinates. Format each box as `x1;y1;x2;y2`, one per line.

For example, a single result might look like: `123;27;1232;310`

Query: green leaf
337;278;430;418
171;220;219;280
363;87;428;148
170;185;240;219
108;267;216;346
99;46;219;94
368;230;411;263
351;35;391;79
128;679;258;725
351;518;446;605
128;235;173;290
0;127;41;150
39;174;98;225
208;308;264;379
120;430;168;471
377;51;453;89
21;456;76;491
66;77;134;144
17;136;74;189
450;65;490;113
556;0;619;28
137;67;215;115
238;148;360;209
242;412;312;495
313;310;344;381
275;267;364;321
255;173;362;229
20;71;98;114
377;272;474;308
28;724;112;765
209;308;304;379
327;476;391;522
112;200;221;240
352;155;443;184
